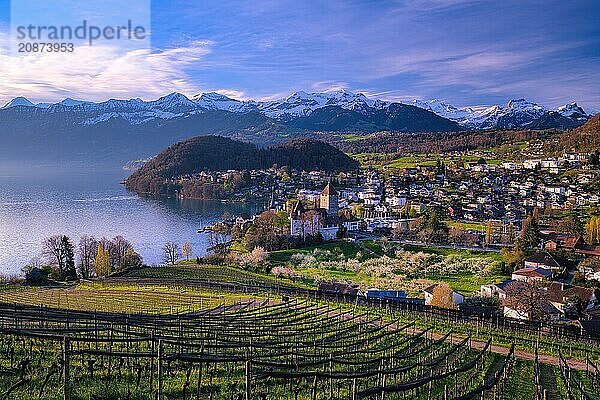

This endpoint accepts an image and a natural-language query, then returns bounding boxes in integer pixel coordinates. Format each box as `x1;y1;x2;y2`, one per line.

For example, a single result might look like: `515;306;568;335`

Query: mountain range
3;90;590;130
0;90;592;168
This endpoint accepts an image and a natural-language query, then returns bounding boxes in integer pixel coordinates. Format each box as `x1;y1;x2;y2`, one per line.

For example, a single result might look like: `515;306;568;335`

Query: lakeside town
178;145;600;331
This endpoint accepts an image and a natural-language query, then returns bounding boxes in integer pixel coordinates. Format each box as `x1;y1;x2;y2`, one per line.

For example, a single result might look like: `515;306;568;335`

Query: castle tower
320;182;338;216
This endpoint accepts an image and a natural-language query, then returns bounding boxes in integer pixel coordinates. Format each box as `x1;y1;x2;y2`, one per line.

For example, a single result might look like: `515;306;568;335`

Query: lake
0;166;264;276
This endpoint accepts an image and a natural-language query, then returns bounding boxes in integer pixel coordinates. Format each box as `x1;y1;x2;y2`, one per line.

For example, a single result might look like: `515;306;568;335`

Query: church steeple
320;182;338;216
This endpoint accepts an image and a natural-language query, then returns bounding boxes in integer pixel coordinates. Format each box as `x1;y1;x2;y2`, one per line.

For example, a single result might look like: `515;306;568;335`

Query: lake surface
0;167;264;276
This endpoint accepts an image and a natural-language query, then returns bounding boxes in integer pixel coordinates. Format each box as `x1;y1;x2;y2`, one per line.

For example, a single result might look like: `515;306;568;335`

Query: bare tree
111;235;133;270
182;241;193;260
42;235;63;268
503;281;550;320
78;235;98;279
163;242;181;265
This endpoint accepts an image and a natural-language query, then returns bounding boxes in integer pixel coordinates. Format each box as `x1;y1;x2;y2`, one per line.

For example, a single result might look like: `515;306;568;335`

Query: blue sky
0;0;598;111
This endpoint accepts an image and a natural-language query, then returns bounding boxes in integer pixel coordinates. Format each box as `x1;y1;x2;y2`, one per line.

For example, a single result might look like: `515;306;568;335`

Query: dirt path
325;308;590;371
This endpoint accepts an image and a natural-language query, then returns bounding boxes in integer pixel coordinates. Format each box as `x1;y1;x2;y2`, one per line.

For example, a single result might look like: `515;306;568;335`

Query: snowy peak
412;97;589;129
556;102;587;118
149;92;197;112
59;98;88;107
259;89;388;119
192;92;251;113
3;97;35;108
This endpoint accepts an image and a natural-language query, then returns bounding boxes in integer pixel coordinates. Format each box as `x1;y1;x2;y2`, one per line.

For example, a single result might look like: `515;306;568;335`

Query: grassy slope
0;282;252;314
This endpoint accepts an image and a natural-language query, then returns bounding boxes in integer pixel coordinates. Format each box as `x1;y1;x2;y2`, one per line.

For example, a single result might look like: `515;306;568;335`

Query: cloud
0;34;212;103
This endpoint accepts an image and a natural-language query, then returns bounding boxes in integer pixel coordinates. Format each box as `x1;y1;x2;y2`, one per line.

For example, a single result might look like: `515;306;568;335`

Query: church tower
320;182;338;216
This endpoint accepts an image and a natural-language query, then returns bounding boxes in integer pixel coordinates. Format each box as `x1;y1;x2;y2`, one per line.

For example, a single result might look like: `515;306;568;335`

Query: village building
546;282;597;314
511;267;553;282
523;251;563;272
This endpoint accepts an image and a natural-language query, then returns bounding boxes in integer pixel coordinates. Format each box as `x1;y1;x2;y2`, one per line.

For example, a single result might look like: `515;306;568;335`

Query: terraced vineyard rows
120;265;300;289
0;286;243;315
0;299;533;399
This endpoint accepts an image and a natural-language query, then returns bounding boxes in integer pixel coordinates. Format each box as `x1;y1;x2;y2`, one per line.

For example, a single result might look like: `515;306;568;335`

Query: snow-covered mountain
412;98;590;130
1;90;590;130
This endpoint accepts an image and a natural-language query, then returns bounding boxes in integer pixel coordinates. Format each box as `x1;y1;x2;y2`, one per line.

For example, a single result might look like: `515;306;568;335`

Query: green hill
125;135;359;195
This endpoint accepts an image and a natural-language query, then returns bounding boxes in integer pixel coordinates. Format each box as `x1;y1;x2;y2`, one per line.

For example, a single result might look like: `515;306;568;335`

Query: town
185;146;600;331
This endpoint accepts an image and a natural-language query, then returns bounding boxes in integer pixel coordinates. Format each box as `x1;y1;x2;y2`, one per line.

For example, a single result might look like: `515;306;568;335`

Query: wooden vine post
158;339;164;400
63;336;71;400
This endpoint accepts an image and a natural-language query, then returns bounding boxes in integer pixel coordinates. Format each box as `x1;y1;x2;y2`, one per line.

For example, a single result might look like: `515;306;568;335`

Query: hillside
287;104;461;132
125;136;359;195
553;113;600;152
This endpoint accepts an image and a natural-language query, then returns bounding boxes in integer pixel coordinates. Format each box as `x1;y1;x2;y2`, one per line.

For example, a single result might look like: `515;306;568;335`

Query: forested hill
125;136;359;195
552;113;600;152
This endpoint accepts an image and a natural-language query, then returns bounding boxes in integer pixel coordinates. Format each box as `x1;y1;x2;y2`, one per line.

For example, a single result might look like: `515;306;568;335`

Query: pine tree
520;212;541;253
60;235;76;281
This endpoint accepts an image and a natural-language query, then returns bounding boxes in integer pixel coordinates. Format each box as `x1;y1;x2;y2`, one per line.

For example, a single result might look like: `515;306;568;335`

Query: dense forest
125;136;359;196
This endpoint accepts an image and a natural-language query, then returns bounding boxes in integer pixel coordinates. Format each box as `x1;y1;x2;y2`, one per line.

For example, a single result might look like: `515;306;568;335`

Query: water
0;167;263;276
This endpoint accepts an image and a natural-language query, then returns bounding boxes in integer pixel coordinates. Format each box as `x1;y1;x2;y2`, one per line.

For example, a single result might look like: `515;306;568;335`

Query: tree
417;207;449;244
61;235;76;281
429;284;456;309
121;249;143;269
42;235;76;281
94;244;112;278
501;247;525;272
589;151;599;166
42;235;64;276
78;235;98;279
485;221;493;246
503;281;549;320
563;295;584;319
518;212;541;253
25;267;50;286
98;237;115;269
585;216;600;244
182;241;193;260
163;242;181;265
111;235;133;270
248;246;269;268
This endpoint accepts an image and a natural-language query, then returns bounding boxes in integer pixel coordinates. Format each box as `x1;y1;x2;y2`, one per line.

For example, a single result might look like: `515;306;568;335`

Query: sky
0;0;598;111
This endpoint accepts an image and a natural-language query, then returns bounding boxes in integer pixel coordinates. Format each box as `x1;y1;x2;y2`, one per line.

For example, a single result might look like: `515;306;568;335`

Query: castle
290;182;356;240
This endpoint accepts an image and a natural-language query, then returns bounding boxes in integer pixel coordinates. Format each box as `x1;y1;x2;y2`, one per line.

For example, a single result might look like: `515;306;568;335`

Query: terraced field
0;284;248;314
0;293;597;399
120;265;303;288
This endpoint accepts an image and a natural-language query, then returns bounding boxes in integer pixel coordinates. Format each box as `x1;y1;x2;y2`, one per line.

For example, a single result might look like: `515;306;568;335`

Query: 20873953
17;42;74;53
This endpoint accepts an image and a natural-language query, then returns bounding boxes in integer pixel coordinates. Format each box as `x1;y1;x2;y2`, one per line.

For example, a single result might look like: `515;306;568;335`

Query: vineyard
0;296;598;399
0;284;247;315
119;265;303;289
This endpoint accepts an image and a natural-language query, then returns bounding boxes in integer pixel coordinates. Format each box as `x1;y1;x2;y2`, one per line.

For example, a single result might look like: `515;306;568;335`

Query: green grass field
269;240;362;264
